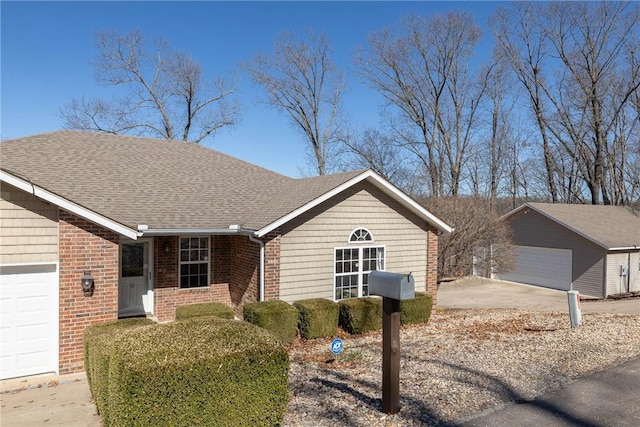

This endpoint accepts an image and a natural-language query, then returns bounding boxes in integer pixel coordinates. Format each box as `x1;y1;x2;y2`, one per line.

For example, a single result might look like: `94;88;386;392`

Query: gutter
608;246;640;251
138;228;252;236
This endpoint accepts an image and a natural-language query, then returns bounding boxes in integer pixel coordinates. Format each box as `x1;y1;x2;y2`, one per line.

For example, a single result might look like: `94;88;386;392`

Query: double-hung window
334;228;385;300
179;237;210;288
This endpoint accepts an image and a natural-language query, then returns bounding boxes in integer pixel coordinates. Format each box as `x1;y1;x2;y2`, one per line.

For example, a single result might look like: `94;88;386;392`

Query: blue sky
1;1;499;177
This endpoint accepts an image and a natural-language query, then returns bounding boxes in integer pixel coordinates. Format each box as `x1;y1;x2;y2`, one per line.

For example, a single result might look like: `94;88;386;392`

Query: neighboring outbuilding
0;130;452;379
498;202;640;298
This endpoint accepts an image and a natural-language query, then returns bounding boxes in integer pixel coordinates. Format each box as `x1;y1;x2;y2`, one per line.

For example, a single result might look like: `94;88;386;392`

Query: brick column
58;211;119;374
263;231;281;301
426;226;439;306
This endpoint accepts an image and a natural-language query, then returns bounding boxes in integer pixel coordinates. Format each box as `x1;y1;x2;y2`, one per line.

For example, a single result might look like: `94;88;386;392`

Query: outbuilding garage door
499;246;572;291
0;264;58;379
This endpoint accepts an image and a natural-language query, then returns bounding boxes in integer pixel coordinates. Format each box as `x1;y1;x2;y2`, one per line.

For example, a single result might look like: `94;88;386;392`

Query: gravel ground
283;308;640;426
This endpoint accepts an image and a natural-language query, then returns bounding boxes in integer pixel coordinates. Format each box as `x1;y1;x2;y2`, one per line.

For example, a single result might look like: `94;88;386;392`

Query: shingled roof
1;131;451;238
504;202;640;250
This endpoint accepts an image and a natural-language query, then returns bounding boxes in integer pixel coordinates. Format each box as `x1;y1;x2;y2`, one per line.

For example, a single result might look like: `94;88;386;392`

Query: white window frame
348;227;374;243
178;236;211;289
334;245;385;301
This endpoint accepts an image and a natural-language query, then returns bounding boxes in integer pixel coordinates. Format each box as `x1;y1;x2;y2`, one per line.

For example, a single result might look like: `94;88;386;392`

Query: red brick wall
263;231;281;301
154;236;232;322
58;211;119;374
426;226;439;305
229;235;260;318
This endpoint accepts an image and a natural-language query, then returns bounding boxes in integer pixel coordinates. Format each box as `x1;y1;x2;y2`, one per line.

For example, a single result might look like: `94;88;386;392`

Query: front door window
119;239;152;317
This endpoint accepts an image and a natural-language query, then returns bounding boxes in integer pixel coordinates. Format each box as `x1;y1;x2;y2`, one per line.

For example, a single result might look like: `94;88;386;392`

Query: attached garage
0;264;59;379
500;246;572;291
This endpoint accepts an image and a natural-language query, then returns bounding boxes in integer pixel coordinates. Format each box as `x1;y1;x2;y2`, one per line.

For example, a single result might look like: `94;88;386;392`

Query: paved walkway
0;373;99;426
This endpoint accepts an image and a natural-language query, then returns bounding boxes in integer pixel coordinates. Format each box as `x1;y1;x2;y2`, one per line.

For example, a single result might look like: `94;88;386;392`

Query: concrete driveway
0;373;99;426
438;276;640;315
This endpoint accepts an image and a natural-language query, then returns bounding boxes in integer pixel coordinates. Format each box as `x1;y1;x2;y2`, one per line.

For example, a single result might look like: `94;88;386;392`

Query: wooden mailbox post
369;271;415;414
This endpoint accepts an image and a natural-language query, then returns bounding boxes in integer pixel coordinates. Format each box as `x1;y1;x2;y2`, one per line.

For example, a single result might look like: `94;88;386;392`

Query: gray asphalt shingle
526;202;640;249
1;130;364;231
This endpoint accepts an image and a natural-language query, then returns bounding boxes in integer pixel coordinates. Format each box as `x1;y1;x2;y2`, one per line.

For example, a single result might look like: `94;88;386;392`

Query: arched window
349;228;373;243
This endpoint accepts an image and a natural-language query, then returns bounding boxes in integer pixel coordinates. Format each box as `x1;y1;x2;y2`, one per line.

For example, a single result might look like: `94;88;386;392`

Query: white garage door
0;264;58;379
499;246;572;291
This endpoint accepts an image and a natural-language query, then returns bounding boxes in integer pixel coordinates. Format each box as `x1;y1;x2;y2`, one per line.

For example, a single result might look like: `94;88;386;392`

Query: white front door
119;238;153;317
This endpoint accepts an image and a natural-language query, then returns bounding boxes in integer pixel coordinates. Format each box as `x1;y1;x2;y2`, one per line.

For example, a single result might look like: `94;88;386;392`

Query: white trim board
1;170;138;240
256;170;453;237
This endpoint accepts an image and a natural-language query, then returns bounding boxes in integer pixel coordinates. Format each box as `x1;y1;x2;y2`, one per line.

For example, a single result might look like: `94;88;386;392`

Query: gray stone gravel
283;309;640;426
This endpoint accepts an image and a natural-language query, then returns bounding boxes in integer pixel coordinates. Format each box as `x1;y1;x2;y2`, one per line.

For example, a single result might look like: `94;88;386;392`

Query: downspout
628;247;635;293
248;235;265;302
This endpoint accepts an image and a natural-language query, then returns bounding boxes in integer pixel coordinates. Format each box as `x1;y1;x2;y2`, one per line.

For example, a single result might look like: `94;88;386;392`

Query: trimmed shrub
400;292;433;325
293;298;339;340
83;317;154;422
243;300;298;344
176;302;235;320
338;297;383;335
103;318;289;426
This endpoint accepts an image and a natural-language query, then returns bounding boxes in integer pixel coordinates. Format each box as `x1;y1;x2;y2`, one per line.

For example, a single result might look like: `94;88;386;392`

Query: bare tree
339;127;422;192
422;196;514;282
491;3;562;202
61;30;239;143
492;1;640;205
469;60;518;202
356;12;487;197
244;31;345;176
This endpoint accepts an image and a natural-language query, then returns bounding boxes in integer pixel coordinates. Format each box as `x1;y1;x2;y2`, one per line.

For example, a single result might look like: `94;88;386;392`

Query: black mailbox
369;271;415;301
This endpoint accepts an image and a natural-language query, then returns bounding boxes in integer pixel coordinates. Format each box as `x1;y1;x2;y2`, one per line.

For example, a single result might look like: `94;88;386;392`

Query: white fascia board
256;170;453;238
365;172;454;233
1;170;139;240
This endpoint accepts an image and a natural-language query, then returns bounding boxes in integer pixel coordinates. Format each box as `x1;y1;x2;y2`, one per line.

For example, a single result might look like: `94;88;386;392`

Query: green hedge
176;302;235;320
88;317;289;427
338;297;383;335
83;317;155;424
400;292;433;325
243;300;298;344
293;298;339;340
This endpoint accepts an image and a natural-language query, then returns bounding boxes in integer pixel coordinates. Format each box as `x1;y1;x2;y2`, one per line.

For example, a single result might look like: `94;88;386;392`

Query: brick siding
154;236;232;322
426;226;439;305
229;235;260;318
58;211;119;374
263;230;281;301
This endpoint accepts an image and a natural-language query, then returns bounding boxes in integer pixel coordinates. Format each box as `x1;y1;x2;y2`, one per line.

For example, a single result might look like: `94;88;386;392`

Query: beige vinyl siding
606;251;640;295
632;252;640;293
278;181;428;302
1;184;59;264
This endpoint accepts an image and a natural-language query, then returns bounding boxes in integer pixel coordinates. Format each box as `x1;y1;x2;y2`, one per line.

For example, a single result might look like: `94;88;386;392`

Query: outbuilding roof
503;202;640;250
1;130;452;239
